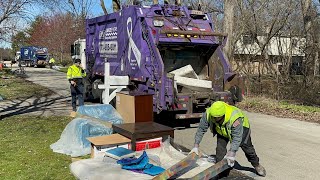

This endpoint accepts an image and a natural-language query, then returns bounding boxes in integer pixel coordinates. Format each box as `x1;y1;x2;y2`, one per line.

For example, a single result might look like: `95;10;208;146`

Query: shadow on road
233;161;257;175
0;95;71;120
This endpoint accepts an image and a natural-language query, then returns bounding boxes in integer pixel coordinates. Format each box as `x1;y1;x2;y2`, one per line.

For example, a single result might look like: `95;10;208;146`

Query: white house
233;35;306;75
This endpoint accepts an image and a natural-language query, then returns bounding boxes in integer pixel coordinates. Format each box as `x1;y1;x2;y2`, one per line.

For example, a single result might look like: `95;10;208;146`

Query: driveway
0;65;72;118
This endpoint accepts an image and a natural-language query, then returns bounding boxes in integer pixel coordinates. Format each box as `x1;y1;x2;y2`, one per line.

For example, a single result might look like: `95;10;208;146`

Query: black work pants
70;81;84;111
216;127;260;178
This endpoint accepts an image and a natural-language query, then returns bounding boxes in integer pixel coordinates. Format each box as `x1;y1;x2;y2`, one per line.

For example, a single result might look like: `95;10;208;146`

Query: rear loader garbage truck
71;3;243;123
19;46;49;67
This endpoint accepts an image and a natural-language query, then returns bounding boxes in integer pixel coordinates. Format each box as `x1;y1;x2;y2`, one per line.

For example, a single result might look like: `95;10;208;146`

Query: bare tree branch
100;0;108;15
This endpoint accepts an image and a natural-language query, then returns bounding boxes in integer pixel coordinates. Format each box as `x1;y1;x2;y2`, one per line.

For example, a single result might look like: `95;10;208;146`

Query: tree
100;0;109;14
27;16;49;46
39;0;94;41
11;31;29;53
39;0;94;18
233;0;300;74
0;0;32;43
99;0;121;14
26;13;84;64
0;48;13;61
223;0;235;60
229;0;320;104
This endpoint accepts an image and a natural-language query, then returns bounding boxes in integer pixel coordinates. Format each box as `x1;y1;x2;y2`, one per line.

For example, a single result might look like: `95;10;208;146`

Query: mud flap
228;85;243;103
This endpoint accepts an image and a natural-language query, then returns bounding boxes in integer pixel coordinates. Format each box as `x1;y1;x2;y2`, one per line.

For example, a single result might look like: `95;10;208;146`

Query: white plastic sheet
50;104;123;157
70;140;215;179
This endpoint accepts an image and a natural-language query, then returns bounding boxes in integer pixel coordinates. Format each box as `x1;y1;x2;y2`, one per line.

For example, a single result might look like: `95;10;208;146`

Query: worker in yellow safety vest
190;101;266;178
49;57;55;69
67;59;86;113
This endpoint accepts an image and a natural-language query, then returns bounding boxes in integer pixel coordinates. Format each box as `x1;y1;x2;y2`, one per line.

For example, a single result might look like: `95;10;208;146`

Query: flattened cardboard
87;134;131;158
87;134;131;146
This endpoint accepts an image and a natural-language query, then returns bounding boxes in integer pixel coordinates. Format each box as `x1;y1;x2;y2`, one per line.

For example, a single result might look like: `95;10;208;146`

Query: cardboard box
87;134;131;158
116;91;153;123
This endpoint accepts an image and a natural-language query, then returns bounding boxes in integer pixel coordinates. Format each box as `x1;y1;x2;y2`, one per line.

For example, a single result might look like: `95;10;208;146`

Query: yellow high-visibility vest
49;58;55;63
67;64;86;80
206;103;250;140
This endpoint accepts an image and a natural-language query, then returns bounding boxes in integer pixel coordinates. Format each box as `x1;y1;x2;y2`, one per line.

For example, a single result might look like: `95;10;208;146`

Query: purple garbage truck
81;4;242;123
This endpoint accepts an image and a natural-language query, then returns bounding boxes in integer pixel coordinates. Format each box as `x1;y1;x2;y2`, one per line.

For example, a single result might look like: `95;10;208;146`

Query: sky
1;0;319;49
0;0;112;49
91;0;112;17
0;0;168;48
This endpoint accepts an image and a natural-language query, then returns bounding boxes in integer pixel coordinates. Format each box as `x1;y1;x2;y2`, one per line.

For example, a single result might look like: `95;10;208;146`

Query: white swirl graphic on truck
127;17;141;67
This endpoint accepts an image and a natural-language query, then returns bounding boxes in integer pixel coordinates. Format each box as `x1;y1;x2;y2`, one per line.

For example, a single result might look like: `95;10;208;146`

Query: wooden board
152;152;199;180
189;159;230;180
86;134;131;146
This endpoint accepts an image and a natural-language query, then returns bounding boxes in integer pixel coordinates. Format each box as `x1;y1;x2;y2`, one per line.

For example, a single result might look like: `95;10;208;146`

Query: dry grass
238;96;320;124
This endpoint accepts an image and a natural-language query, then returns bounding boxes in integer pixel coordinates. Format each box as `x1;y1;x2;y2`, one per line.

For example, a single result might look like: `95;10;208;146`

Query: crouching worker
190;101;266;178
67;59;86;115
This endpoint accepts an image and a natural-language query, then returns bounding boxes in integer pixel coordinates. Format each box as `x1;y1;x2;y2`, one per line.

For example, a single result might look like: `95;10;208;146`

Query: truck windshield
37;55;47;60
160;49;208;78
73;44;81;56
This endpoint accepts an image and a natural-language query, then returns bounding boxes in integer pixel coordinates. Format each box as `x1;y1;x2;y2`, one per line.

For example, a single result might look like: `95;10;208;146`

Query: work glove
224;151;236;167
189;147;199;156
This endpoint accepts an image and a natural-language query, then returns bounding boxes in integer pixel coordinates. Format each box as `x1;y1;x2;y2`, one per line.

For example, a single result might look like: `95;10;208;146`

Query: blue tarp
77;104;123;124
50;104;123;157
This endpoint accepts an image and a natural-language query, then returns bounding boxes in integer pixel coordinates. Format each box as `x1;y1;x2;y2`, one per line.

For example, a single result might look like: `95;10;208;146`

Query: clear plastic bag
77;104;123;124
50;104;123;157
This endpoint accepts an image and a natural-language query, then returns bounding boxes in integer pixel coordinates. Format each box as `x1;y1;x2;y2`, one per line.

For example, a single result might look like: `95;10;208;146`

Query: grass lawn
0;115;74;180
238;96;320;123
58;67;68;73
0;69;53;100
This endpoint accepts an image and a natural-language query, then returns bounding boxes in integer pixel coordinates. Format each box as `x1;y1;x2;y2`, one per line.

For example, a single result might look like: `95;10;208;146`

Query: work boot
254;164;266;177
70;111;77;118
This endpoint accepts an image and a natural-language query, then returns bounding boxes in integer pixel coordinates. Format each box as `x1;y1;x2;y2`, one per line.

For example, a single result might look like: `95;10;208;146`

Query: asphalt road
3;65;320;180
0;65;72;117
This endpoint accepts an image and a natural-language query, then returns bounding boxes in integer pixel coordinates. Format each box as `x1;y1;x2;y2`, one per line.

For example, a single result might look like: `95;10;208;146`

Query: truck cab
71;39;86;69
19;46;49;67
